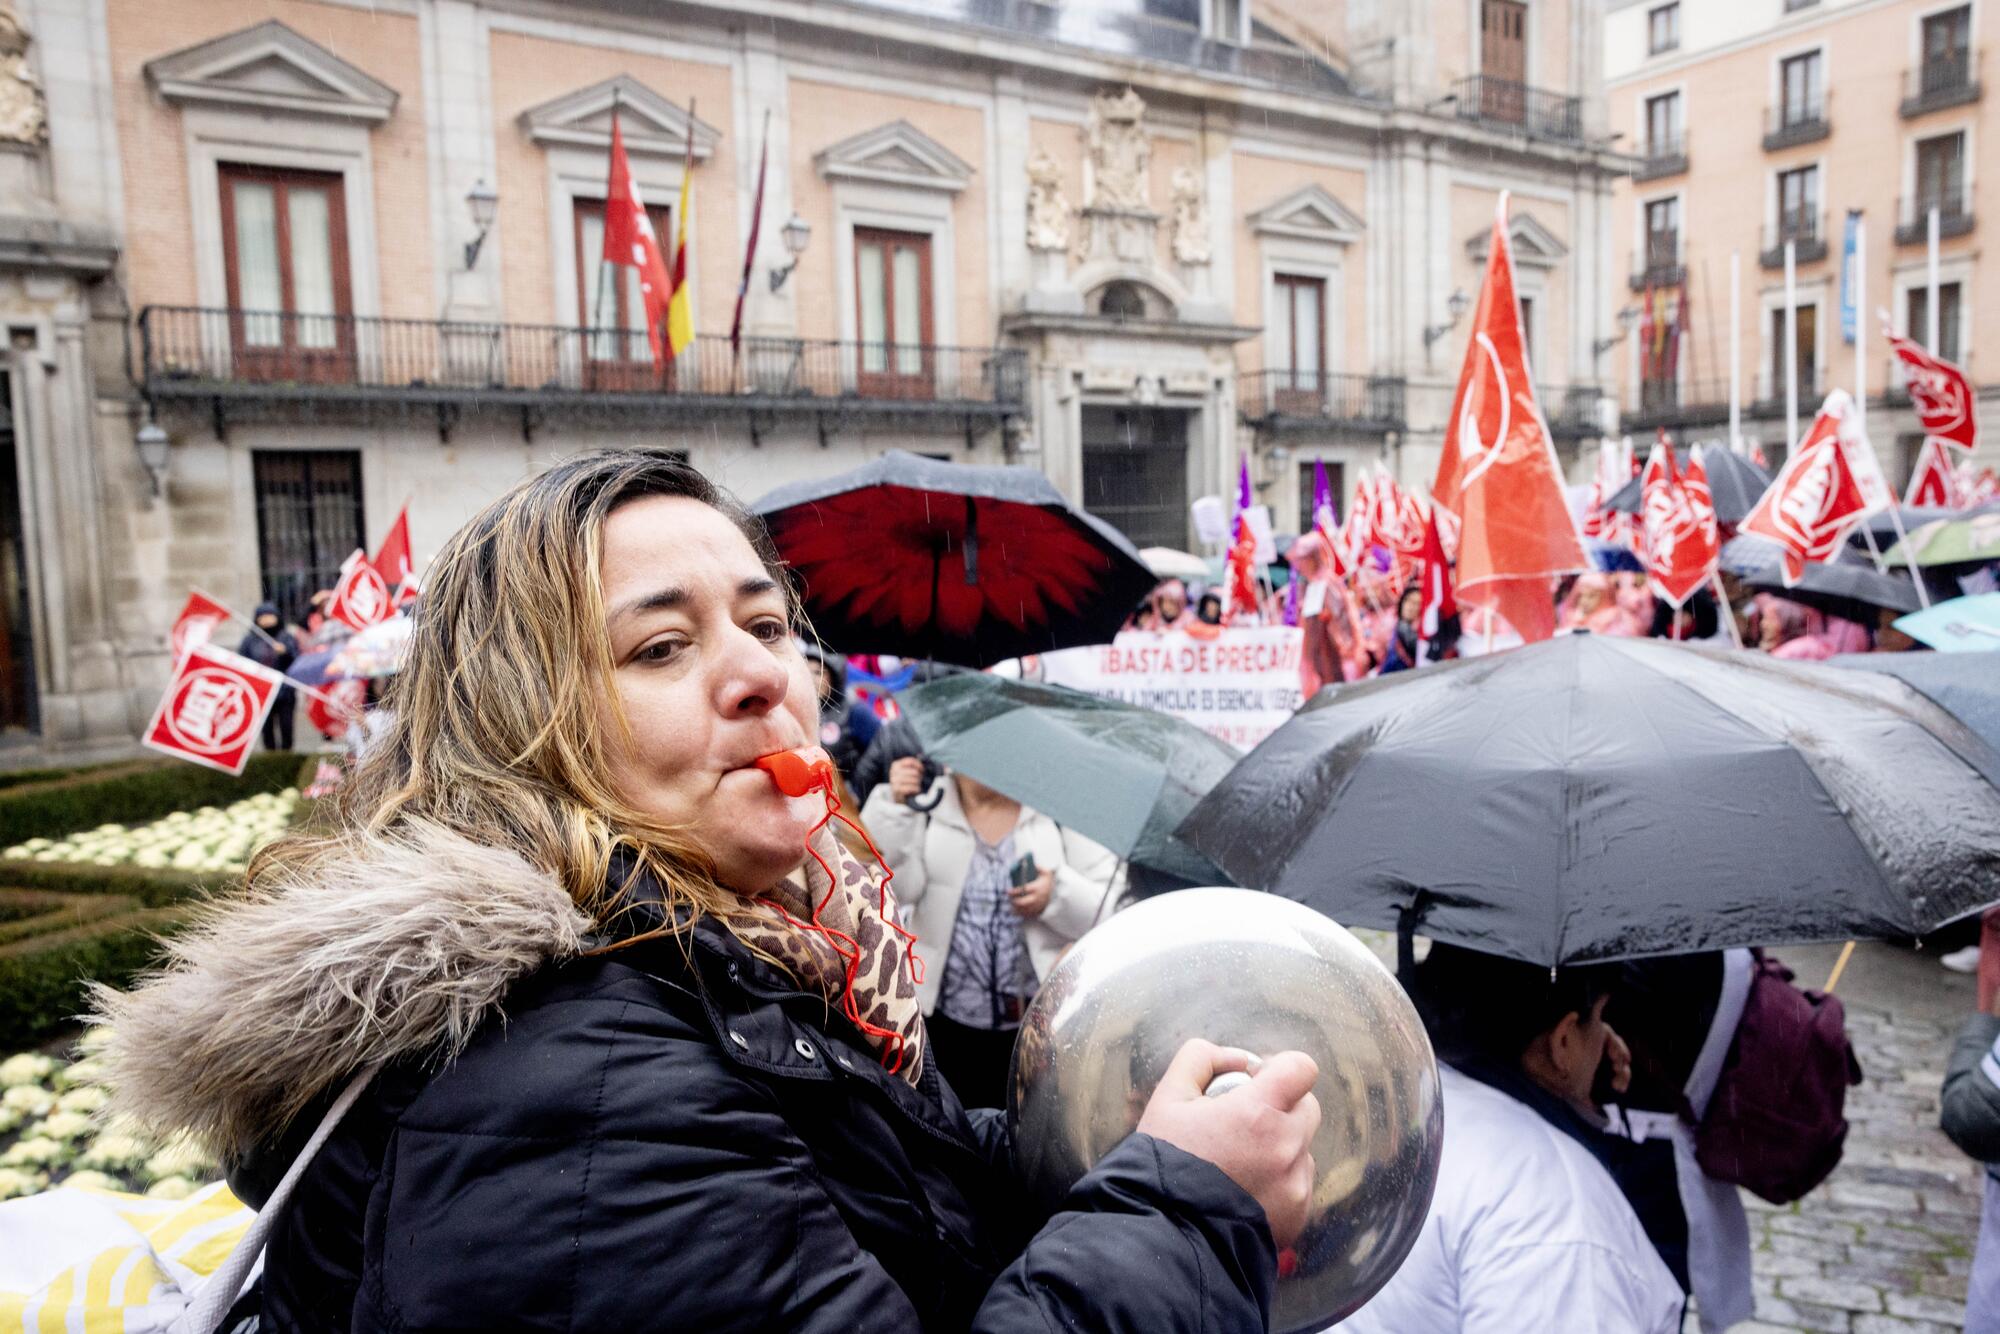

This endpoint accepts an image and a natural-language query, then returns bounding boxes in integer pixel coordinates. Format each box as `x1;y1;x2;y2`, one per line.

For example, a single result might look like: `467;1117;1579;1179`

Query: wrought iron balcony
1760;212;1828;269
1632;132;1688;183
1762;96;1831;151
1628;242;1684;292
1448;76;1586;143
1895;191;1975;245
1542;385;1610;439
1901;51;1980;118
137;307;1027;437
1237;370;1406;431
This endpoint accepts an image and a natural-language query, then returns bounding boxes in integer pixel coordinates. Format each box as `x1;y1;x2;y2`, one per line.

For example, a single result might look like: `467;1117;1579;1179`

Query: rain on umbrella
1831;651;2000;753
1177;634;2000;968
898;674;1239;889
754;451;1157;667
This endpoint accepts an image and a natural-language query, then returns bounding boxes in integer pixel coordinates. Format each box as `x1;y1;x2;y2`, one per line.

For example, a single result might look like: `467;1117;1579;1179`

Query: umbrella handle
906;786;946;813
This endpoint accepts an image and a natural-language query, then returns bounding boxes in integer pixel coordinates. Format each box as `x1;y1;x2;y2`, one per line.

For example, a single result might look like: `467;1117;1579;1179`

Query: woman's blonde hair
249;448;794;934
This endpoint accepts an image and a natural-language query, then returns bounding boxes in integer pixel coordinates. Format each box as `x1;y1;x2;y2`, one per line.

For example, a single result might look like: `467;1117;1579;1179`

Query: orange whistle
754;746;835;798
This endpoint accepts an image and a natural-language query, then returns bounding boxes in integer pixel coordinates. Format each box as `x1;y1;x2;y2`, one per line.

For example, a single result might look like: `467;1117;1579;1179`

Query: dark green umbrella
898;674;1239;887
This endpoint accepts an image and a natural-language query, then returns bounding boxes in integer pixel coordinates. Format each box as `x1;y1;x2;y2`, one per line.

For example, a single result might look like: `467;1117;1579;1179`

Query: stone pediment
1247;185;1365;244
1467;212;1568;269
144;20;398;123
518;75;719;159
815;121;972;193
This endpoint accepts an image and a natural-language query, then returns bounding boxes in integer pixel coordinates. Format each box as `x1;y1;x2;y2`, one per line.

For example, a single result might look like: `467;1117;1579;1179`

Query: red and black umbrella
753;451;1156;667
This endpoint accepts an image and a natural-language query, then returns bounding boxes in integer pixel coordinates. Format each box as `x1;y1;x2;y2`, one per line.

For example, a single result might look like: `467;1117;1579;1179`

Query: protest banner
142;642;287;775
1032;626;1304;748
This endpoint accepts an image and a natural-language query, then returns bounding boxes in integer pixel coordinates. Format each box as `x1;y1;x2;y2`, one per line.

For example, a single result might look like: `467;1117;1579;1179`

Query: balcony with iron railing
1901;50;1981;117
1628;240;1685;292
1762;94;1831;151
1447;75;1586;143
1895;188;1975;245
1541;385;1611;439
1237;370;1406;430
137;307;1028;434
1632;131;1688;183
1621;377;1735;431
1760;211;1828;268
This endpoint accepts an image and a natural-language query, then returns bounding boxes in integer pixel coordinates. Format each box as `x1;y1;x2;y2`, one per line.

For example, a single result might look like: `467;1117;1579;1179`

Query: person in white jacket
861;758;1122;1108
1339;945;1685;1334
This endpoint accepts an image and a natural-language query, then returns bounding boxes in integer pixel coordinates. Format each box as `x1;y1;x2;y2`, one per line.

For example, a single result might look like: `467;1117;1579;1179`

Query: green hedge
0;904;189;1048
0;751;301;851
0;889;140;947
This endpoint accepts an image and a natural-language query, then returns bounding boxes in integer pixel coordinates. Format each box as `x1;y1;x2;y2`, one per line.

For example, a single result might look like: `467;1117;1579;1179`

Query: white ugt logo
1458;334;1512;489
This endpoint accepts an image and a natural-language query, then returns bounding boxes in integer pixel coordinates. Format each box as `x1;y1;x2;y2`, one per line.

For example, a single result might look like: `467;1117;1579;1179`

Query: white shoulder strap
167;1063;381;1334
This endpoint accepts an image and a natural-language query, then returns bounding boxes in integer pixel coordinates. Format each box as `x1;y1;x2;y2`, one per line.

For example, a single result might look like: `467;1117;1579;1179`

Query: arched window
1098;281;1148;319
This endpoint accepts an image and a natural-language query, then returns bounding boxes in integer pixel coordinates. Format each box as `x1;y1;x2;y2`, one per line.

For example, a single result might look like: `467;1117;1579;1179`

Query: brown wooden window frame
853;226;936;400
572;197;676;390
1271;272;1328;412
218;162;355;384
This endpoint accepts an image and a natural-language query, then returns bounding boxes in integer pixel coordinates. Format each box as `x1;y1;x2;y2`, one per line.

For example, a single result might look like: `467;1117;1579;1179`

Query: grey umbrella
1738;557;1924;618
1830;651;2000;753
898;674;1239;887
1606;444;1771;525
1177;635;2000;967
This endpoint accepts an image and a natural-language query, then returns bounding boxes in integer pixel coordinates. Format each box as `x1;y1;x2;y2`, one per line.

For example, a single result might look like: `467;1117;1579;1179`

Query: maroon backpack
1694;951;1864;1203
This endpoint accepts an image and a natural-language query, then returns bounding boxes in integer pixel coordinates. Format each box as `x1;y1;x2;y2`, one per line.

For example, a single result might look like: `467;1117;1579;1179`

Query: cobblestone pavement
1709;942;1983;1334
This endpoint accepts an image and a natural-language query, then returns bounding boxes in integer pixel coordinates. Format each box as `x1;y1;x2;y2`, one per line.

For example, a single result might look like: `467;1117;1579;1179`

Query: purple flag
1312;457;1336;530
1233;454;1253;538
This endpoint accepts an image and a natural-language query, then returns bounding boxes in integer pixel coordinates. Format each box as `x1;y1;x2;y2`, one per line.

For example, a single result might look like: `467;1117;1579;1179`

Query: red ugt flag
1639;442;1719;609
1741;395;1871;585
143;641;285;775
1886;331;1977;451
170;591;233;661
1416;502;1456;659
327;549;396;630
1906;437;1960;508
1432;193;1588;642
603;115;677;369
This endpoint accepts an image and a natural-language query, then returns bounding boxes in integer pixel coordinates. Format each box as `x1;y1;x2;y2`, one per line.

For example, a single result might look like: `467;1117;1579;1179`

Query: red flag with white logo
1432;194;1588;642
326;549;396;631
603;113;677;369
372;504;414;590
1639;442;1720;609
142;641;285;775
1960;462;2000;505
170;591;234;661
1886;331;1978;452
1391;486;1429;561
1741;393;1872;585
1906;437;1960;508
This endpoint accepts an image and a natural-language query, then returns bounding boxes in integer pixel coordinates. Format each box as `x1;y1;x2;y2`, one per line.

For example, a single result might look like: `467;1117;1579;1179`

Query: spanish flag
666;112;695;359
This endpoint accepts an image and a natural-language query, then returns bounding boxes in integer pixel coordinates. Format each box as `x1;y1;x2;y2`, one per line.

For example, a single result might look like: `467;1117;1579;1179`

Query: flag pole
1784;240;1799;454
1728;250;1742;452
1927;206;1941;352
1710;571;1744;649
592;89;621;355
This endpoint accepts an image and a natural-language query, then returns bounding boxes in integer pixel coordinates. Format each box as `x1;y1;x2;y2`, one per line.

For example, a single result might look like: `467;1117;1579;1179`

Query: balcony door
1917;132;1968;218
1478;0;1528;123
219;164;353;383
1269;273;1326;413
1779;51;1823;128
855;228;934;399
574;199;676;391
1921;6;1972;92
1770;304;1818;401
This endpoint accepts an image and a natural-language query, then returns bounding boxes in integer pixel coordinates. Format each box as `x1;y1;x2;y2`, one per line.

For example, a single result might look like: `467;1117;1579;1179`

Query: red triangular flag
326;549;396;631
1432;194;1588;643
170;591;234;661
603;114;677;369
372;504;413;589
1886;330;1978;451
1905;436;1960;508
1417;502;1456;661
1741;393;1872;585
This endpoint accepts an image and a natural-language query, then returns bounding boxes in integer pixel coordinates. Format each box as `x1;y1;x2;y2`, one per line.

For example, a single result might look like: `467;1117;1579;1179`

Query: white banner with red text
1023;628;1304;749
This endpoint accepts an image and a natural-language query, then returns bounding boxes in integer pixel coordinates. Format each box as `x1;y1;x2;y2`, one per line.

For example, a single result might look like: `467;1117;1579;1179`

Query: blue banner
1840;212;1859;344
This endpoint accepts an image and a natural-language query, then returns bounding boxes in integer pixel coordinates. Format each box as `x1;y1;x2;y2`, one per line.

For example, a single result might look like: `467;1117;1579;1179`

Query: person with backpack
1340;943;1684;1334
1941;994;2000;1334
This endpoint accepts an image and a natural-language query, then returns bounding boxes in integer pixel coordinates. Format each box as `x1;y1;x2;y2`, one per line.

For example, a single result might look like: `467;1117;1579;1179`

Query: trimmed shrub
0;890;140;947
0;906;189;1048
0;752;300;851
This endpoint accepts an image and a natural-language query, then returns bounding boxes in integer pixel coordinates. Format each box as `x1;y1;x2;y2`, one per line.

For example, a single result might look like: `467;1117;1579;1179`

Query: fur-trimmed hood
91;821;592;1161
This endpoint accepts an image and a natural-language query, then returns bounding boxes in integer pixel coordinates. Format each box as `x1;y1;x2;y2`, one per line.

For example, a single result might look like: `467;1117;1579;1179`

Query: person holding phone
864;760;1122;1109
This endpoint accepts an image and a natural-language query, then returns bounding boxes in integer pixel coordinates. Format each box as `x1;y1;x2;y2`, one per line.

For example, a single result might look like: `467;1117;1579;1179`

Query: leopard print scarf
729;829;928;1087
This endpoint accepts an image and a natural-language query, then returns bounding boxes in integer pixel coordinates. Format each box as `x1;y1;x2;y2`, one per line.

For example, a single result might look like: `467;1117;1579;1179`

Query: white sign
1190;496;1229;547
1032;627;1304;749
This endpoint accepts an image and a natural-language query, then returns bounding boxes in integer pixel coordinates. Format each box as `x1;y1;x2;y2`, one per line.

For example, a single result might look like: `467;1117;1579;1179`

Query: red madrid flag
1886;331;1978;452
603;114;677;369
143;641;285;775
1905;437;1960;508
1432;194;1588;642
1741;394;1872;585
327;549;396;630
1639;442;1720;609
169;591;233;661
1416;502;1457;658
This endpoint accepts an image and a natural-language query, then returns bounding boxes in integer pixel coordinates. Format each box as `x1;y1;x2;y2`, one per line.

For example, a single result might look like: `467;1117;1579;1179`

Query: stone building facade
0;0;1625;756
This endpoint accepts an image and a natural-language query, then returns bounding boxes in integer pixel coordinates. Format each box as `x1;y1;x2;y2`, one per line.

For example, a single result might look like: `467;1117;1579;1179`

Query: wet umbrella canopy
899;674;1238;886
754;451;1157;667
1831;651;2000;753
1605;445;1771;525
1178;635;2000;967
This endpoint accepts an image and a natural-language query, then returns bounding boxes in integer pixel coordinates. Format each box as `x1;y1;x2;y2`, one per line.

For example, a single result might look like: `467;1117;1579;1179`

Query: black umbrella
1831;651;2000;753
899;674;1238;886
1737;557;1923;619
1605;445;1771;525
1177;635;2000;967
753;451;1156;667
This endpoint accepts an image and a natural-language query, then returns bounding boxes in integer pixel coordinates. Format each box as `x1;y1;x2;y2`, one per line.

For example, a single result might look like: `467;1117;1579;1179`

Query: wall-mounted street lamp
462;179;499;270
1422;288;1471;349
135;417;170;498
1594;304;1641;356
768;212;812;292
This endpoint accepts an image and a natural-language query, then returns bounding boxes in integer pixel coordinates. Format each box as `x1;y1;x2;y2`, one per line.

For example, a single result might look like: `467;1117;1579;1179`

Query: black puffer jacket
97;825;1276;1332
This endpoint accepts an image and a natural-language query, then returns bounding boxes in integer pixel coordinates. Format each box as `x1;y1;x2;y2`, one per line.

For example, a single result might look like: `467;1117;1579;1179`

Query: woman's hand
887;756;927;801
1135;1040;1321;1248
1008;869;1054;918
